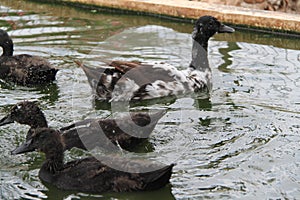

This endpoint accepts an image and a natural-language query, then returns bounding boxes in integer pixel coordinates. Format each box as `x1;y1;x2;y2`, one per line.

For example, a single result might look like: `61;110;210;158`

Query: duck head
192;16;235;51
0;101;48;128
12;127;64;155
0;29;14;56
12;128;65;173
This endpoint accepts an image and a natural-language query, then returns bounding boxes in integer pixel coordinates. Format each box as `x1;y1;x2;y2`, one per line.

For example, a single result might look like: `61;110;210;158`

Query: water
0;0;299;199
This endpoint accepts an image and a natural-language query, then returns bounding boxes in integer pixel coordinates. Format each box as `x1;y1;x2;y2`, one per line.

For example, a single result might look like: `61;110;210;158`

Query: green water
0;0;299;199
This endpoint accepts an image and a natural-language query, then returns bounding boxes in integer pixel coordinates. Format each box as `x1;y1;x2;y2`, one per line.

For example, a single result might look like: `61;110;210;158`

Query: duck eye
197;24;203;32
11;106;18;113
12;104;22;112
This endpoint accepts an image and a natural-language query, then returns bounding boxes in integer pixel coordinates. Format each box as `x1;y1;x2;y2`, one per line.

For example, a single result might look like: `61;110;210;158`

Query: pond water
0;0;299;199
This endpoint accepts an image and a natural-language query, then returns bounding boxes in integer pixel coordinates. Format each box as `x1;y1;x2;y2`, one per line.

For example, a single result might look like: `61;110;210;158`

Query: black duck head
192;15;235;50
0;29;14;56
11;127;64;155
0;101;47;128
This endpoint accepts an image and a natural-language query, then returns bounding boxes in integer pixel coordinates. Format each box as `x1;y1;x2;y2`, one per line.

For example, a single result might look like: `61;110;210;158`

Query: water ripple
0;0;299;199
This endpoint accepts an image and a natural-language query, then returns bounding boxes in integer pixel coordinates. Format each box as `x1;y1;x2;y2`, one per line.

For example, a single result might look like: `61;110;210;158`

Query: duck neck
0;37;13;56
31;112;48;129
43;146;64;174
195;36;209;52
189;39;209;72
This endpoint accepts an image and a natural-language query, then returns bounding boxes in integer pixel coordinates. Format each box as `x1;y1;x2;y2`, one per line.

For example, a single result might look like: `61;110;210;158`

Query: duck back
0;54;58;85
39;157;174;193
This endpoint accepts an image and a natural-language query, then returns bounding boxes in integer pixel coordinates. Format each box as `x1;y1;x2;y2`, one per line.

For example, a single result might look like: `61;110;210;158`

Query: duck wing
46;157;113;193
47;156;174;193
76;60;191;101
109;62;191;101
106;60;142;74
60;110;165;151
112;162;175;192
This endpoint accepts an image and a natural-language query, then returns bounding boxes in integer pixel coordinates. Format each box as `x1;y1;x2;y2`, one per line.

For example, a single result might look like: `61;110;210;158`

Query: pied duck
76;16;234;101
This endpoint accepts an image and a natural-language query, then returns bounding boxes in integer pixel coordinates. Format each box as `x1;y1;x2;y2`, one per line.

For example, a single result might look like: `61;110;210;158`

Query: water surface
0;0;299;199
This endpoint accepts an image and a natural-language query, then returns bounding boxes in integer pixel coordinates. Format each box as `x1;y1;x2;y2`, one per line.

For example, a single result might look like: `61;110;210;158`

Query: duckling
0;29;58;85
11;127;174;193
0;101;165;151
76;15;234;101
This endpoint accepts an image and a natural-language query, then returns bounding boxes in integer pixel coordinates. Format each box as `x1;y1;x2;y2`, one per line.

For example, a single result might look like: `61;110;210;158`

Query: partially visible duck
0;101;165;151
11;127;174;193
0;29;58;85
76;16;234;101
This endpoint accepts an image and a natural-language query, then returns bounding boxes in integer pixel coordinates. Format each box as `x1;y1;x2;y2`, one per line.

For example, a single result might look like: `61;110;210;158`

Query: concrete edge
62;0;300;33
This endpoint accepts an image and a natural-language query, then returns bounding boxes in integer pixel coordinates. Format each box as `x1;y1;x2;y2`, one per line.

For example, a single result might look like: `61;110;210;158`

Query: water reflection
0;172;47;200
0;0;300;199
43;183;175;200
36;83;60;104
217;42;240;73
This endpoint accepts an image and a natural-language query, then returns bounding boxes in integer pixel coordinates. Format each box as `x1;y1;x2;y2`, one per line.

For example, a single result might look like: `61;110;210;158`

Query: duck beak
11;138;35;155
218;24;235;33
0;114;14;126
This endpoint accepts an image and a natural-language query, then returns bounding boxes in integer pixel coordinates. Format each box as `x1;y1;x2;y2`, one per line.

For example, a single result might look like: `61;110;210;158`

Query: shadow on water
43;183;175;200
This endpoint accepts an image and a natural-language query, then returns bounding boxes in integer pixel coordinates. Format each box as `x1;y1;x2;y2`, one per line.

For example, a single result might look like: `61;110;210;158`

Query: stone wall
193;0;300;13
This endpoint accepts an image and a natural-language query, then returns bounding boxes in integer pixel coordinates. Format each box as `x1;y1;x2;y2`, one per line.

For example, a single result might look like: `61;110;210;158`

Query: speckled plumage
0;29;58;85
77;16;234;101
11;128;174;193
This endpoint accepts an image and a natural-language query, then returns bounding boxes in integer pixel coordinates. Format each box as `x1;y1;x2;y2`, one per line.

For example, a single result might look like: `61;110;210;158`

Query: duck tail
149;109;166;124
74;60;106;88
74;60;100;75
143;163;175;191
53;68;59;75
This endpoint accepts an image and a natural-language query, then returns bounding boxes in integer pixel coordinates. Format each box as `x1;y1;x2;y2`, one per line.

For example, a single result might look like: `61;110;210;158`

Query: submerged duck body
12;128;174;193
77;16;234;101
0;29;58;85
0;101;165;151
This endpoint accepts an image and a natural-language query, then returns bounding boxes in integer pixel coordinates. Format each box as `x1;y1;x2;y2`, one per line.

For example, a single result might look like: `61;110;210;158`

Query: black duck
12;127;174;193
0;29;58;85
0;101;165;151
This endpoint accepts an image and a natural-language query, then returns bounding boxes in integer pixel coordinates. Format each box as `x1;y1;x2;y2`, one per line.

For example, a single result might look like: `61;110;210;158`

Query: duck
0;29;58;86
0;101;165;151
11;127;175;193
76;15;235;102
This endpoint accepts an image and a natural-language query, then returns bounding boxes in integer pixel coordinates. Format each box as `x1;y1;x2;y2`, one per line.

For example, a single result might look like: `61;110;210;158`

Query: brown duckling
0;101;165;151
11;127;174;193
0;29;58;86
76;16;234;101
